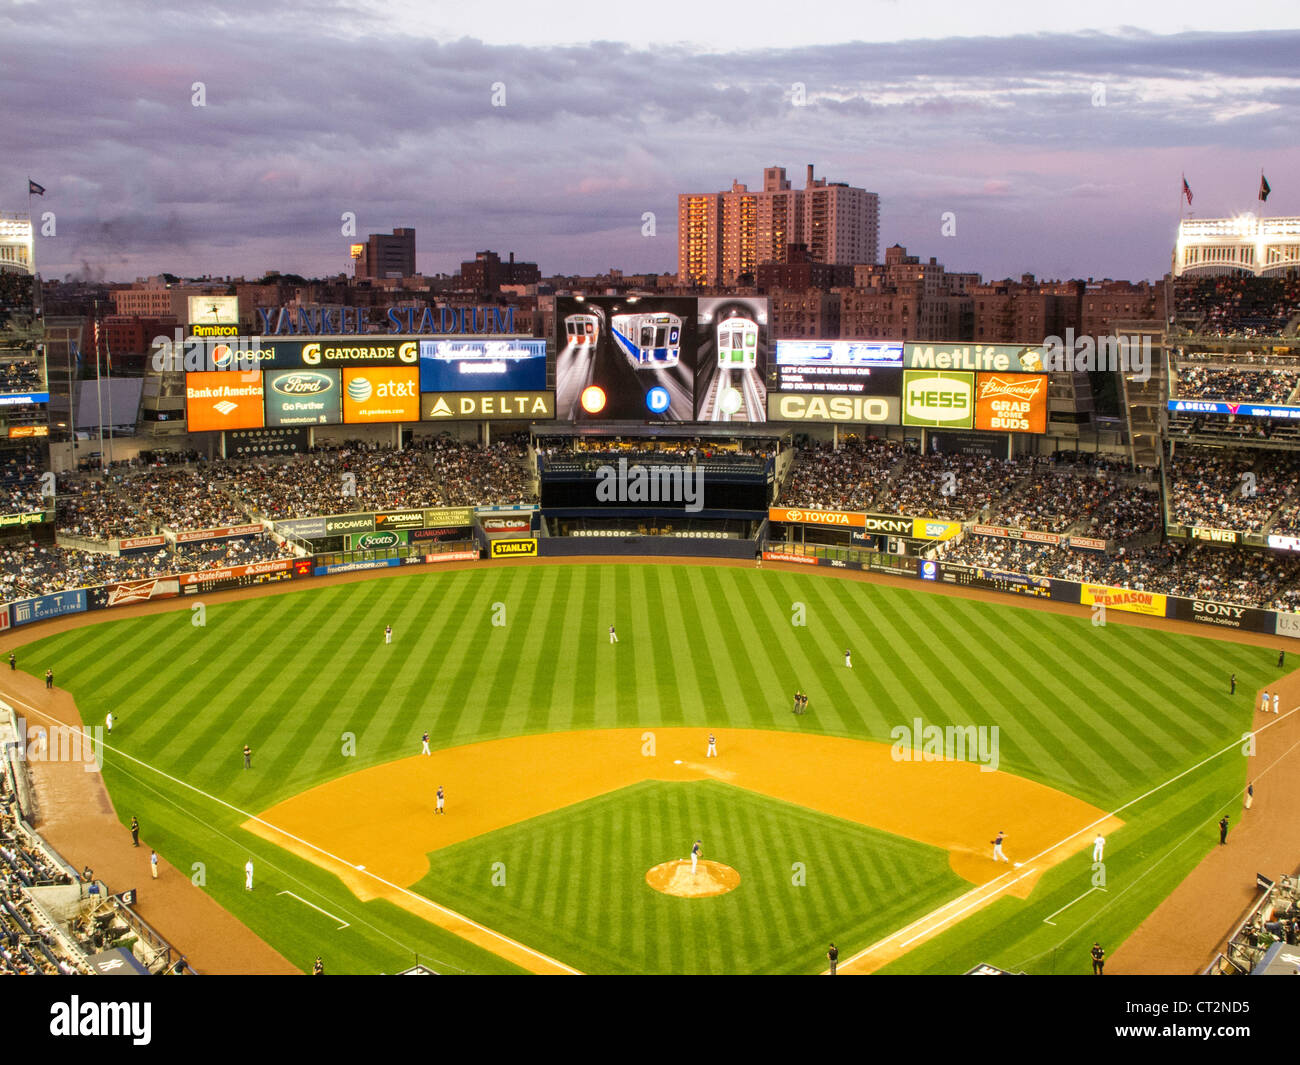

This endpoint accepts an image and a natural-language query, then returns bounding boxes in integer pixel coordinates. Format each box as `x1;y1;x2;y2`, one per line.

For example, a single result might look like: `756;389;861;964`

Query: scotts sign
902;371;974;428
354;531;401;550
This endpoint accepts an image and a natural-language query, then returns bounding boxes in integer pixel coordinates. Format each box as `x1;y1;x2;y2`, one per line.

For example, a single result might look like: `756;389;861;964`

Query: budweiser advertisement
973;373;1046;434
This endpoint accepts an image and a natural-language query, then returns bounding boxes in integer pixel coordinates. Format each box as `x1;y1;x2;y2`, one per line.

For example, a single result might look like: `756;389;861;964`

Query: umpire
1091;942;1105;975
827;942;838;975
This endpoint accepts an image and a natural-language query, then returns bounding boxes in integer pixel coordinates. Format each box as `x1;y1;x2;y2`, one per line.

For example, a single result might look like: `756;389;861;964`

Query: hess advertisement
185;372;265;432
264;369;342;426
341;368;419;424
901;370;974;429
555;296;697;422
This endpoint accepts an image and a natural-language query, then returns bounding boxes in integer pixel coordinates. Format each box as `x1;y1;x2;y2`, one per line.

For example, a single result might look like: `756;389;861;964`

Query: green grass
416;779;967;974
12;563;1274;973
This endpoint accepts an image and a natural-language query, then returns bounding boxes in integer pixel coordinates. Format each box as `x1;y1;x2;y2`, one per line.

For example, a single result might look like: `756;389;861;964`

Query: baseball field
13;560;1274;974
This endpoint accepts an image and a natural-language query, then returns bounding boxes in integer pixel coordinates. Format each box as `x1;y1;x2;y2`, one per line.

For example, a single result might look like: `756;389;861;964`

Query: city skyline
4;3;1298;284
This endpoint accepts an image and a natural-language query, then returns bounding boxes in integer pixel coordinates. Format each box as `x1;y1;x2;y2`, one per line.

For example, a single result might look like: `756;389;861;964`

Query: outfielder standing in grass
691;839;701;875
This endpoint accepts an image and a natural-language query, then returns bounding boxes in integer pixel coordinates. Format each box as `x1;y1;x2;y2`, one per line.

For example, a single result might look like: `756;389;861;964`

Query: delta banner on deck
1080;583;1167;616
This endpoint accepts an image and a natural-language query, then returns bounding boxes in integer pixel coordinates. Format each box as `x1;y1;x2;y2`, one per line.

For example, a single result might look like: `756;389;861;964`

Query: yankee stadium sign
255;305;516;336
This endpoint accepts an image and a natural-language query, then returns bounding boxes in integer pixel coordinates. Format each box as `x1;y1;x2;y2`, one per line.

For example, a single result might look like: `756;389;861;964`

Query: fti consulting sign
902;371;974;429
264;369;341;426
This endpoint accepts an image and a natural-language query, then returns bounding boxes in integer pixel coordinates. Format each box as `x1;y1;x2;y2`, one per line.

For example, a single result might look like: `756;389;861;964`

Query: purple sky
4;2;1298;284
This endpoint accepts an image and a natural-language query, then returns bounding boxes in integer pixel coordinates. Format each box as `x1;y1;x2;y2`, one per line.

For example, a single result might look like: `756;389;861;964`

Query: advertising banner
1190;526;1242;545
423;507;475;528
768;507;866;528
173;523;264;544
421;550;479;564
342;367;419;424
226;426;309;457
0;511;50;528
117;534;167;553
421;391;556;421
374;510;426;531
264;369;342;426
1268;534;1300;552
350;529;406;551
10;589;87;627
274;516;327;539
973;373;1047;434
1166;597;1277;634
1169;399;1300;421
904;343;1045;373
1276;612;1300;639
696;298;769;423
178;560;298;593
314;557;402;576
185;372;265;432
410;526;474;543
418;339;546;393
766;393;900;424
911;517;962;542
1080;584;1167;616
87;577;181;609
902;370;974;429
490;538;537;558
480;515;532;536
761;550;819;565
324;513;375;536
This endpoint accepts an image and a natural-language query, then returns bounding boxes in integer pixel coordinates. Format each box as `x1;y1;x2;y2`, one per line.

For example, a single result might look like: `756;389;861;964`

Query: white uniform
609;626;618;644
421;733;431;755
845;651;852;668
385;626;392;645
707;735;717;758
992;834;1010;863
691;842;701;874
1092;834;1105;862
244;860;253;891
105;713;113;735
1274;694;1280;714
436;788;445;813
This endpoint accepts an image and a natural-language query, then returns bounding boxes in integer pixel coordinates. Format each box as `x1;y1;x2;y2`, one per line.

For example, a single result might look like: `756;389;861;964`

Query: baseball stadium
1;221;1300;982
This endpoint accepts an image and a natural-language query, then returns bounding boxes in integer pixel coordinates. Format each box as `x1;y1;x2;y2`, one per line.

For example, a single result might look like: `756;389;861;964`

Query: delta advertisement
185;372;265;432
1169;399;1300;422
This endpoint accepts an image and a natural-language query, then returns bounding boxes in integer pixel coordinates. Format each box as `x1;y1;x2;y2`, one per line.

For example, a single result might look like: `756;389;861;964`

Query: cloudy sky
4;0;1297;284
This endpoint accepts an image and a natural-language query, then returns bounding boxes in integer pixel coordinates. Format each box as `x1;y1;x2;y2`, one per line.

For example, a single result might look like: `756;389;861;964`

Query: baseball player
150;850;158;880
1092;834;1105;862
609;625;618;644
1261;689;1271;713
385;624;392;645
436;785;445;814
44;668;53;690
691;840;702;875
991;830;1012;864
130;816;139;847
706;733;717;758
1230;673;1236;695
243;744;252;769
105;712;113;736
245;858;254;890
827;943;839;975
312;956;324;976
7;652;13;670
1274;693;1280;715
421;730;431;755
844;649;852;669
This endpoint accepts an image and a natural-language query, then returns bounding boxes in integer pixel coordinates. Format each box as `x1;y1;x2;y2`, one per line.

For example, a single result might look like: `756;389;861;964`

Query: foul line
833;707;1299;973
278;891;349;930
1042;886;1107;927
7;693;582;976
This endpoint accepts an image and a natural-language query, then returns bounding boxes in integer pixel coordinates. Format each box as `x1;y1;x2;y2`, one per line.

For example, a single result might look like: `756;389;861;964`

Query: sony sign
767;394;900;424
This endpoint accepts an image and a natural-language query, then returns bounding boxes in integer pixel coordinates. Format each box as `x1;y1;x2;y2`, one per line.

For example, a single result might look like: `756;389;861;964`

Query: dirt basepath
0;554;1289;975
2;676;297;974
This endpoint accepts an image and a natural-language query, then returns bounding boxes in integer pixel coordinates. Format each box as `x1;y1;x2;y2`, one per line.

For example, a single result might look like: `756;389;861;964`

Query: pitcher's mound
646;859;741;898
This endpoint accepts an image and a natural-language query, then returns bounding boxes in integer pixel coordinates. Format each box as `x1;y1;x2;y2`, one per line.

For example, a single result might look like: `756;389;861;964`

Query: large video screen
418;339;546;392
694;298;768;423
771;340;903;397
555;296;697;421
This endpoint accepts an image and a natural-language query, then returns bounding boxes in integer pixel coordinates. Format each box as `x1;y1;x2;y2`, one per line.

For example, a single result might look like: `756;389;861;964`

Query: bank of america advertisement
264;369;342;426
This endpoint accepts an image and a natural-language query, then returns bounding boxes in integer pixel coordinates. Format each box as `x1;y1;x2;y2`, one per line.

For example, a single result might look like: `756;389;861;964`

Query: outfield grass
417;779;967;974
14;563;1272;973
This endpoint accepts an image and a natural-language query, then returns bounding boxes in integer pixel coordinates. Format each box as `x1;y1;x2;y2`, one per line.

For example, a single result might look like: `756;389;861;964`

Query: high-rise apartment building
678;165;879;286
354;228;417;279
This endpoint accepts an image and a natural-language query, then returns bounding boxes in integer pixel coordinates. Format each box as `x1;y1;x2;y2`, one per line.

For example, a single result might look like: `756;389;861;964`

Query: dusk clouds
3;1;1297;282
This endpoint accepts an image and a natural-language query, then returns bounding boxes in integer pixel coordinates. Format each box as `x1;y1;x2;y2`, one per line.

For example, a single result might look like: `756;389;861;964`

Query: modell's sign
768;507;866;528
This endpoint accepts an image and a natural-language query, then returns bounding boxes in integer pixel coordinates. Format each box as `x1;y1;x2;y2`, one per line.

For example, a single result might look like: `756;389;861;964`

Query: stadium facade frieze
254;305;516;336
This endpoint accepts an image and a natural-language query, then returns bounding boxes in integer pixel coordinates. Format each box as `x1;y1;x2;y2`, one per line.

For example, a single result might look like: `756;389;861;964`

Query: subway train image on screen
716;318;758;369
611;313;681;368
564;313;602;348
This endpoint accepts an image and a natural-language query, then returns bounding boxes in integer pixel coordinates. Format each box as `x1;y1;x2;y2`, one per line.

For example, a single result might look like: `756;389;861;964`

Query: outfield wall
3;541;1298;642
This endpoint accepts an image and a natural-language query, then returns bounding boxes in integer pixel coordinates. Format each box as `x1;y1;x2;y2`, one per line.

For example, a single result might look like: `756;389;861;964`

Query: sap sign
256;306;517;336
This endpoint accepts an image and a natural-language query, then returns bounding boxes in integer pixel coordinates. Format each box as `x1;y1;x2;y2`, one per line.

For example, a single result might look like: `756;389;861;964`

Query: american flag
1260;174;1271;202
1182;176;1193;206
